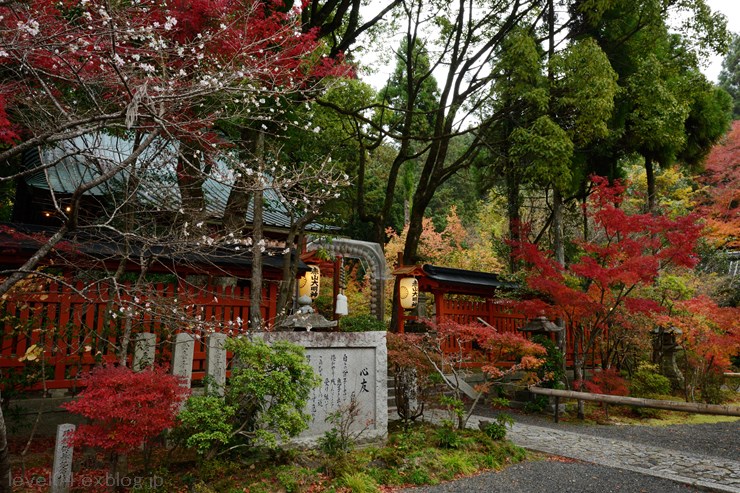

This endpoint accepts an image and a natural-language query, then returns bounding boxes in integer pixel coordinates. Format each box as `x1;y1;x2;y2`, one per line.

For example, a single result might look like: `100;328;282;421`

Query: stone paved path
461;413;740;493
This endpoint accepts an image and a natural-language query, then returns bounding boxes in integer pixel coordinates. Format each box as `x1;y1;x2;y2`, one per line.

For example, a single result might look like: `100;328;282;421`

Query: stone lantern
651;326;684;389
518;315;563;348
276;295;338;332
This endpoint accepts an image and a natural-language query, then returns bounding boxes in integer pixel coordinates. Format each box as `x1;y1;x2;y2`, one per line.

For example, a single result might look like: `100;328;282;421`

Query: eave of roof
422;264;518;290
23;135;337;233
392;263;518;295
0;223;309;274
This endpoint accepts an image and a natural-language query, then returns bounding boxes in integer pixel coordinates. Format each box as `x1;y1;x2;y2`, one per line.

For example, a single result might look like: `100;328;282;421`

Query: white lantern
399;277;419;310
298;266;321;299
335;293;348;316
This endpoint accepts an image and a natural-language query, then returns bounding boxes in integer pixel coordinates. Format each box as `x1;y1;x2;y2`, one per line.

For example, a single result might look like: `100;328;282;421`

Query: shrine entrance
392;262;526;337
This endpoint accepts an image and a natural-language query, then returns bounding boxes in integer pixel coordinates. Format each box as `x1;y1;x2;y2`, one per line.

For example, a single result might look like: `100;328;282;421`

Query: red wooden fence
0;279;277;390
438;298;599;368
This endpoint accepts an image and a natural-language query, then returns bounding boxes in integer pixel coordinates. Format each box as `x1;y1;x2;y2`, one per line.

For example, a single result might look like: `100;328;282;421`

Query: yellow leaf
19;344;43;362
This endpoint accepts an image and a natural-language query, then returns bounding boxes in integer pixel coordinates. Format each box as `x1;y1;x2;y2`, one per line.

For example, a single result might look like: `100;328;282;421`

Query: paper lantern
399;277;419;310
298;266;320;299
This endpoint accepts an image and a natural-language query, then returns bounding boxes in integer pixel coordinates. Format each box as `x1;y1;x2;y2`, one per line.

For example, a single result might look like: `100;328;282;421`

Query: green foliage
699;369;731;405
551;38;619;147
531;335;565;388
434;425;463;450
312;294;334;320
629;362;672;398
511;115;574;192
226;338;321;447
174;396;236;457
339;472;380;493
175;338;320;458
718;33;740;119
523;395;550;414
275;466;318;493
479;413;514;441
319;394;367;458
438;395;465;428
438;452;477;479
339;314;386;332
319;428;350;458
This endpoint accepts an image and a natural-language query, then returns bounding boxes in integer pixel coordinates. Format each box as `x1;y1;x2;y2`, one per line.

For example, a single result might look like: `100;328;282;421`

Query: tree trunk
0;398;10;493
506;172;521;273
176;140;207;219
224;126;263;234
552;188;564;266
250;182;264;330
529;387;740;416
117;259;150;366
645;157;656;213
574;351;586;420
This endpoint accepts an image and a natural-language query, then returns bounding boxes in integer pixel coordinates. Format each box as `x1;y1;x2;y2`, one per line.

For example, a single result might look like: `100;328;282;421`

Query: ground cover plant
8;418;528;492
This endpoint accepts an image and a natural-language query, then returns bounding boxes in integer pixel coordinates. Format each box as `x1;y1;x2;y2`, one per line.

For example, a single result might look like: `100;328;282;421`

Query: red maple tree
514;176;703;416
696;120;740;249
394;318;545;428
656;296;740;402
63;365;189;460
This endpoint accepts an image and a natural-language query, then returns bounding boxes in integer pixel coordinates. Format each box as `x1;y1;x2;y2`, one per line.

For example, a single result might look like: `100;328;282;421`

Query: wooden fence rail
529;386;740;417
0;279;273;390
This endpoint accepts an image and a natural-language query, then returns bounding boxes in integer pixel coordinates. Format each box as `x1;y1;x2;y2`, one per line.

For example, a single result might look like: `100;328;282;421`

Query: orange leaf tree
514;176;702;417
696;120;740;249
394;318;544;429
656;295;740;403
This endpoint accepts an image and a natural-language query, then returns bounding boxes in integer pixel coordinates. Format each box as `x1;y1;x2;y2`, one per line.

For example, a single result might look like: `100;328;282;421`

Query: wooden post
397;276;405;334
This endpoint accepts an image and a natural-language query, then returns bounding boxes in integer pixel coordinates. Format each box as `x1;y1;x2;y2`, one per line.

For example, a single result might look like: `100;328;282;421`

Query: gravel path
397;409;740;493
401;460;708;492
475;408;740;462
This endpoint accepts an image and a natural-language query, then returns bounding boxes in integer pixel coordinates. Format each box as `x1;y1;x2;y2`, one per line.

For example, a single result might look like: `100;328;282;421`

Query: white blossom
17;19;40;36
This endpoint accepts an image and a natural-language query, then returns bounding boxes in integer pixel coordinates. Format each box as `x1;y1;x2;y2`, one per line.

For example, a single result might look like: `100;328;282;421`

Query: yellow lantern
399;277;419;310
298;266;321;299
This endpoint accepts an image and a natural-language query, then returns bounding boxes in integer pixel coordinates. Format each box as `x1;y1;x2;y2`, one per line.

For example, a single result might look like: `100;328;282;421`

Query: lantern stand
335;257;348;317
276;295;338;332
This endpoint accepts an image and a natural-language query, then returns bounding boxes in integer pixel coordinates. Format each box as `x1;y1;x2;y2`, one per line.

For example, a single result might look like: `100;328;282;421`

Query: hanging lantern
298;266;321;299
399;277;419;310
335;293;348;316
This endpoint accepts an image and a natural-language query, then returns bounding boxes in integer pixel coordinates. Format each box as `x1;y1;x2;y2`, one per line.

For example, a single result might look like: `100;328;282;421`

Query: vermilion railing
438;298;600;368
0;279;275;390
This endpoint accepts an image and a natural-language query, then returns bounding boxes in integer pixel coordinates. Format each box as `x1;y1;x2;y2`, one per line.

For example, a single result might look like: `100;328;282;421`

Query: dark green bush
531;335;565;388
479;413;514;441
629;362;671;398
175;339;320;459
339;314;386;332
435;426;463;449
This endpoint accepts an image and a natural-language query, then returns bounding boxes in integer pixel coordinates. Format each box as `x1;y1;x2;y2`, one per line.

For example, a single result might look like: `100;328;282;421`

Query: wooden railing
438;298;601;368
0;279;275;390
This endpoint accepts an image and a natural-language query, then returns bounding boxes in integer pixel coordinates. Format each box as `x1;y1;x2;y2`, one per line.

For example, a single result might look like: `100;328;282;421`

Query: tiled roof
23;134;332;232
